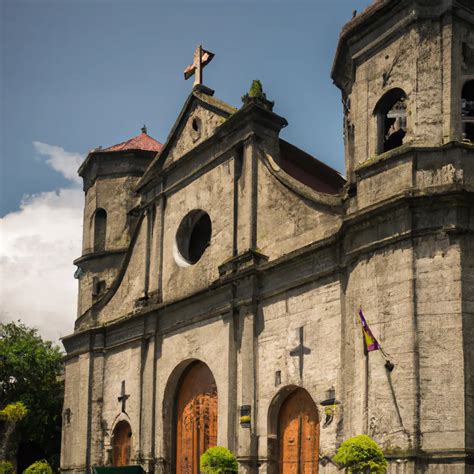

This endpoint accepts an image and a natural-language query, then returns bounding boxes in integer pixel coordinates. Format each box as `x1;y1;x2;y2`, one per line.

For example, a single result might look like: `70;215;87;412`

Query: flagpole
364;348;369;434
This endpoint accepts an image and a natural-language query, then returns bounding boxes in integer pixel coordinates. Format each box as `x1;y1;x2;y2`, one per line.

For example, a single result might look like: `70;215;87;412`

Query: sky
0;0;372;343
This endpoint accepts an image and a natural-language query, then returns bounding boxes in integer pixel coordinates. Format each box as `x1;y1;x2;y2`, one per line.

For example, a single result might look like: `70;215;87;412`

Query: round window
174;210;212;267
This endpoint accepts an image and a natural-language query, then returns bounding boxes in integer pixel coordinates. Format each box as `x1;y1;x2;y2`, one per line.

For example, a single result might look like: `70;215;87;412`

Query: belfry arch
462;80;474;142
268;387;320;474
93;208;107;252
374;88;408;154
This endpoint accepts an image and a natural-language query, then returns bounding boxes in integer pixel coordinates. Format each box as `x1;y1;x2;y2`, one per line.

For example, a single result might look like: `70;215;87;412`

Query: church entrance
278;388;319;474
175;361;218;474
112;420;132;466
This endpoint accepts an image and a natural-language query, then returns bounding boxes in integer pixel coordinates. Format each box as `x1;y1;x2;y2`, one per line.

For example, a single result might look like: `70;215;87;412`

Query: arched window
93;208;107;252
374;88;407;154
462;80;474;143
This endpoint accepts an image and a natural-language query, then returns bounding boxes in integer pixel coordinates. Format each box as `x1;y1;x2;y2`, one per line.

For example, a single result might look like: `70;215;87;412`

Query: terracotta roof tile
103;130;163;153
340;0;391;37
278;140;345;195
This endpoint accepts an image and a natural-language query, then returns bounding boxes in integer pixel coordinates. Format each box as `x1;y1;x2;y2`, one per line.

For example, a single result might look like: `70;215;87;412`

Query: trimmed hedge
23;460;53;474
333;434;387;473
200;446;238;473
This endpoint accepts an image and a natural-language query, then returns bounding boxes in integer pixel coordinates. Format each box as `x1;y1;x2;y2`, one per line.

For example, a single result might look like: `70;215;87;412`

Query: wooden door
176;362;218;474
278;389;319;474
112;421;132;466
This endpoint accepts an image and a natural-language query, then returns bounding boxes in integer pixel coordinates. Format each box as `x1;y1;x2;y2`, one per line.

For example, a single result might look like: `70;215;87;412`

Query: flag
358;309;380;352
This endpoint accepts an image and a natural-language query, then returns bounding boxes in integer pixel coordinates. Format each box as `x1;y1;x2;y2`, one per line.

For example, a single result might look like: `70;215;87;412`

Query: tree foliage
200;446;238;473
23;459;53;474
333;435;388;473
0;460;14;474
0;402;28;423
0;321;63;467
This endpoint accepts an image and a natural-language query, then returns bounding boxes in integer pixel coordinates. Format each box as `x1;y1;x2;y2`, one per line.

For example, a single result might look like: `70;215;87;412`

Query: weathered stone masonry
61;1;474;473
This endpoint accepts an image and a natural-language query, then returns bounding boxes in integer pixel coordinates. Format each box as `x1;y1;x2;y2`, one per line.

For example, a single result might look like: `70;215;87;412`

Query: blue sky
1;0;372;216
0;0;372;341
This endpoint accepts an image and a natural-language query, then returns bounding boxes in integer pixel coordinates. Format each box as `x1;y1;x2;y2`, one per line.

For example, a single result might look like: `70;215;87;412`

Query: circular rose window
173;210;212;267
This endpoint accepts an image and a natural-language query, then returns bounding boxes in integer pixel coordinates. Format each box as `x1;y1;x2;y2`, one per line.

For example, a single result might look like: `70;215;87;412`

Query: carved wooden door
279;389;319;474
112;421;132;466
176;362;218;474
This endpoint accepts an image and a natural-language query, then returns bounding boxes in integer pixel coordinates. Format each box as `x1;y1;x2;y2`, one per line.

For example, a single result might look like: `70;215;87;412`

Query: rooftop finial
141;124;147;134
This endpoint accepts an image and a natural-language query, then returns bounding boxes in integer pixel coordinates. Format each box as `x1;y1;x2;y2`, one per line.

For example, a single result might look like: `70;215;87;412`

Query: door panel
176;362;218;474
278;389;319;474
112;421;132;467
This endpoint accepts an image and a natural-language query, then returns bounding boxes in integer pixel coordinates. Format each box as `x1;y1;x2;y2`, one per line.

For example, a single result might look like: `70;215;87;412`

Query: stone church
61;0;474;472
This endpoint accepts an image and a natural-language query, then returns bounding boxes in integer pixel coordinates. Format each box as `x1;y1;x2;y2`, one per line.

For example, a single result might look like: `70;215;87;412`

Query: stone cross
184;45;215;87
118;380;129;413
290;326;311;379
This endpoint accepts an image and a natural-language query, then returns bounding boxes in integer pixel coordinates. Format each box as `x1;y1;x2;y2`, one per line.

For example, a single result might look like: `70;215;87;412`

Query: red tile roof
103;129;163;153
339;0;389;37
278;140;345;195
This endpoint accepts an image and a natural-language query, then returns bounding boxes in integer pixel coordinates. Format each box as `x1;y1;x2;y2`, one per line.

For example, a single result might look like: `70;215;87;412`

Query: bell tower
332;0;474;182
74;127;162;322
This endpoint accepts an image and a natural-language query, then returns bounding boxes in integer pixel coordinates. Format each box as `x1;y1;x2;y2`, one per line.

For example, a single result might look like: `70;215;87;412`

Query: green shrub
0;401;28;423
23;460;53;474
0;460;14;474
333;434;388;473
200;446;238;473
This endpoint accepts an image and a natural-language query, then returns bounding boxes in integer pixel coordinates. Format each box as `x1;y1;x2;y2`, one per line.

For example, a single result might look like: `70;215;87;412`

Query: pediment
138;87;236;188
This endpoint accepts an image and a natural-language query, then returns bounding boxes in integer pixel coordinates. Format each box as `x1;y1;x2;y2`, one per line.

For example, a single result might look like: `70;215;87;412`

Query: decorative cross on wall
118;380;130;413
290;326;311;379
184;45;215;87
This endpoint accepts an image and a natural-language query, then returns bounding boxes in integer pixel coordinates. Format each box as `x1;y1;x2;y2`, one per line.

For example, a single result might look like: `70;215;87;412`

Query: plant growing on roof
333;434;388;473
241;80;274;111
200;446;238;473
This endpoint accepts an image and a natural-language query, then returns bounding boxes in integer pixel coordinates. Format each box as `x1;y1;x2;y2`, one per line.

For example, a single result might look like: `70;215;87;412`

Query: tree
0;321;63;470
0;401;29;463
333;434;388;473
200;447;238;473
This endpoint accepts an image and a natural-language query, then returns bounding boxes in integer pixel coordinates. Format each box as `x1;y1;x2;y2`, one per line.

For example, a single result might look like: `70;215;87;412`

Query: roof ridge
103;130;163;153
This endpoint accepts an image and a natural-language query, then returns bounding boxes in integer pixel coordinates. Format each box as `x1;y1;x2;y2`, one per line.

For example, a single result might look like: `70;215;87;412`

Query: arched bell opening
93;208;107;252
112;420;132;467
374;88;408;154
462;80;474;143
268;386;320;474
165;360;218;474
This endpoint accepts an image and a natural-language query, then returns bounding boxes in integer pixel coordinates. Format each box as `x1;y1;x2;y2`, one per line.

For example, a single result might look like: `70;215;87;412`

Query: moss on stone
241;80;274;110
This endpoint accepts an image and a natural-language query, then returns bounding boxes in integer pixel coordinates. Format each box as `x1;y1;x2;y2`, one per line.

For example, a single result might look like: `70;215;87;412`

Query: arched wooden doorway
175;361;218;473
278;388;319;473
112;420;132;466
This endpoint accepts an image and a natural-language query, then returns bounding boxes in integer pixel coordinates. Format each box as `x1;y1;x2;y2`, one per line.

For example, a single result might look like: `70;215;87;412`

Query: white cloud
0;144;84;344
33;141;84;184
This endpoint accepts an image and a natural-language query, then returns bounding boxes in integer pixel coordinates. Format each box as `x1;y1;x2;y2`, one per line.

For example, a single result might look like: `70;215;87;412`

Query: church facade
61;1;474;473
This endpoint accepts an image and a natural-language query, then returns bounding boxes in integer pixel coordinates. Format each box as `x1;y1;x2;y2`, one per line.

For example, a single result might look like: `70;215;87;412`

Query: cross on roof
290;326;311;379
118;380;129;413
184;45;215;87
